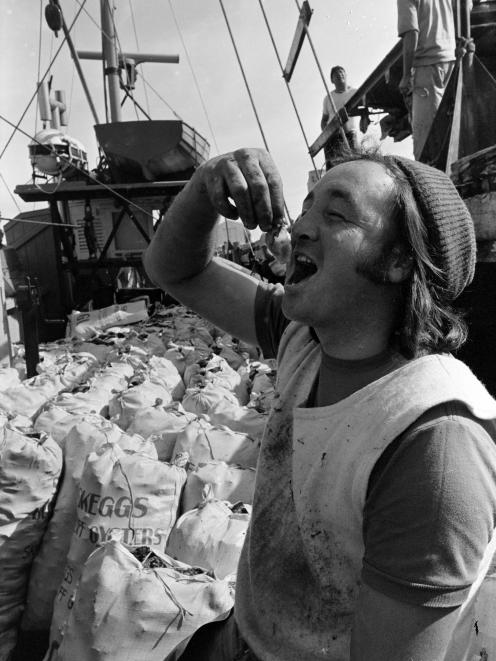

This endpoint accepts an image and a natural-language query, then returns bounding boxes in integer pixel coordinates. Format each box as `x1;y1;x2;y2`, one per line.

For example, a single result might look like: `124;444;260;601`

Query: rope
218;0;270;152
0;112;155;221
168;0;221;155
218;0;292;221
121;87;152;120
292;0;349;146
128;0;151;115
74;0;113;43
0;215;79;229
0;0;88;164
140;76;184;121
257;0;319;174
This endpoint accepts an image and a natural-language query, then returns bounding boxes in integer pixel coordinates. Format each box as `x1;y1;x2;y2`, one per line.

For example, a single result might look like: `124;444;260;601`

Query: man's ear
387;245;413;284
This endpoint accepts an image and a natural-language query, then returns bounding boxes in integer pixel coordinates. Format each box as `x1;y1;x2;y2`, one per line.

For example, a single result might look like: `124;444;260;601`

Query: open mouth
287;254;318;285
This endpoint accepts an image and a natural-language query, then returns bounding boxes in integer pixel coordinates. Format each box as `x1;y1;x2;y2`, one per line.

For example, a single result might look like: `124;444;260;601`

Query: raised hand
197;148;285;233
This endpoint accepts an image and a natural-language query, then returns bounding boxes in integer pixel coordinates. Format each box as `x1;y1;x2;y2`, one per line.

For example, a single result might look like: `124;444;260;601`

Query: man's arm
399;29;418;95
321;111;329;132
351;584;459;661
143;148;285;346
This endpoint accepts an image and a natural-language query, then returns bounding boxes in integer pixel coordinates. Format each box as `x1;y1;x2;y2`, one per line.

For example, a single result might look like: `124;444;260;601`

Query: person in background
321;66;360;169
397;0;472;160
145;146;496;661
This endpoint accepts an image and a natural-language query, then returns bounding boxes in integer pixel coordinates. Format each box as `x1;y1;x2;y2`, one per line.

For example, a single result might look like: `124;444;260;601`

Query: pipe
77;50;179;65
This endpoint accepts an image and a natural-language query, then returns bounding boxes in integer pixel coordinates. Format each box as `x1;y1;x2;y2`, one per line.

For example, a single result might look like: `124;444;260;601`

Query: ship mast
101;0;122;123
74;0;179;124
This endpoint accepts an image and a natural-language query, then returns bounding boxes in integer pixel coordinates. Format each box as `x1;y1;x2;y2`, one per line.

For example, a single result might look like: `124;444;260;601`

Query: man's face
331;68;347;89
282;160;400;331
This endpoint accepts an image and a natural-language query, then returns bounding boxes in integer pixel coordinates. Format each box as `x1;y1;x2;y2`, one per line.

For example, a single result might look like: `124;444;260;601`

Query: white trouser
412;61;455;160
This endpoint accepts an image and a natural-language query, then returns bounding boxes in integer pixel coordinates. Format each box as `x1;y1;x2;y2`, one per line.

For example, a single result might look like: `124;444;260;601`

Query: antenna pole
101;0;122;122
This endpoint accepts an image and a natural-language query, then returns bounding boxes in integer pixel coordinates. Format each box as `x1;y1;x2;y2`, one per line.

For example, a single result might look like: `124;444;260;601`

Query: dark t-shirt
254;281;496;606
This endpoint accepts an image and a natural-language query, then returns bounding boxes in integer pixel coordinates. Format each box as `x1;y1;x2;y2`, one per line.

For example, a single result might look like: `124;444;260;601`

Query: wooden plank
309;108;350;157
283;1;312;82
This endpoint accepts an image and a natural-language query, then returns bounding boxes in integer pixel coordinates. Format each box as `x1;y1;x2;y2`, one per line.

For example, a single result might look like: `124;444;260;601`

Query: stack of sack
0;304;278;660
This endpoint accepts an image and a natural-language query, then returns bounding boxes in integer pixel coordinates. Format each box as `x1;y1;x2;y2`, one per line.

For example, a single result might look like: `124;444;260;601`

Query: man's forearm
401;30;418;81
144;168;219;288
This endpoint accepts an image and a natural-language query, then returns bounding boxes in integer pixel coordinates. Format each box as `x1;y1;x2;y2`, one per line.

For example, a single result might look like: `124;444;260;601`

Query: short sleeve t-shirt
397;0;456;66
322;88;361;133
254;280;496;606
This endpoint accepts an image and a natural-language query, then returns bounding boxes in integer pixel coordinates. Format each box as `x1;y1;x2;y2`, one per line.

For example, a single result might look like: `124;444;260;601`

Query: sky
0;0;413;225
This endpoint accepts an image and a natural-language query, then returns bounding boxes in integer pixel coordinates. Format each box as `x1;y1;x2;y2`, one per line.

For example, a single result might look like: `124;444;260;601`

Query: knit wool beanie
391;156;476;301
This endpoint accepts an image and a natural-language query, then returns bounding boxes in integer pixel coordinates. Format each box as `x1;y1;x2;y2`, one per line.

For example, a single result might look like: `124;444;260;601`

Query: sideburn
355;240;395;285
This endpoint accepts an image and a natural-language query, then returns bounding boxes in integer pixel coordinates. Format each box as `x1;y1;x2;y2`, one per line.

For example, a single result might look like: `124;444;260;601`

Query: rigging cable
0;0;88;164
292;0;349;146
0;173;22;214
257;0;318;174
218;0;292;221
139;76;184;121
218;0;270;153
168;0;221;155
128;0;151;115
0;215;78;229
120;87;152;120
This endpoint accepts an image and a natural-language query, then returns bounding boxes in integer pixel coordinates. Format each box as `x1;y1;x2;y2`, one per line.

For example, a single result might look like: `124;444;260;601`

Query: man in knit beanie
146;147;496;661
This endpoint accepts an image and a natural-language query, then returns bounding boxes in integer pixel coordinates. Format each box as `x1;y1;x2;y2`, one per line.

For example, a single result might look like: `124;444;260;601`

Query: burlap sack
127;402;196;462
0;426;62;659
49;445;187;648
163;343;196;377
147;356;185;401
108;378;173;430
33;406;87;447
52;541;234;661
0;368;21;391
180;461;256;514
247;365;277;413
101;361;135;380
21;419;151;633
0;376;61;419
207;398;268;441
36;353;97;390
181;384;239;417
52;388;107;417
183;354;244;399
173;419;260;469
166;500;251;579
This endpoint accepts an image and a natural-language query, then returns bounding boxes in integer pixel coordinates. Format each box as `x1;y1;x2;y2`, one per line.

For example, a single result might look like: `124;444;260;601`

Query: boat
7;0;211;356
